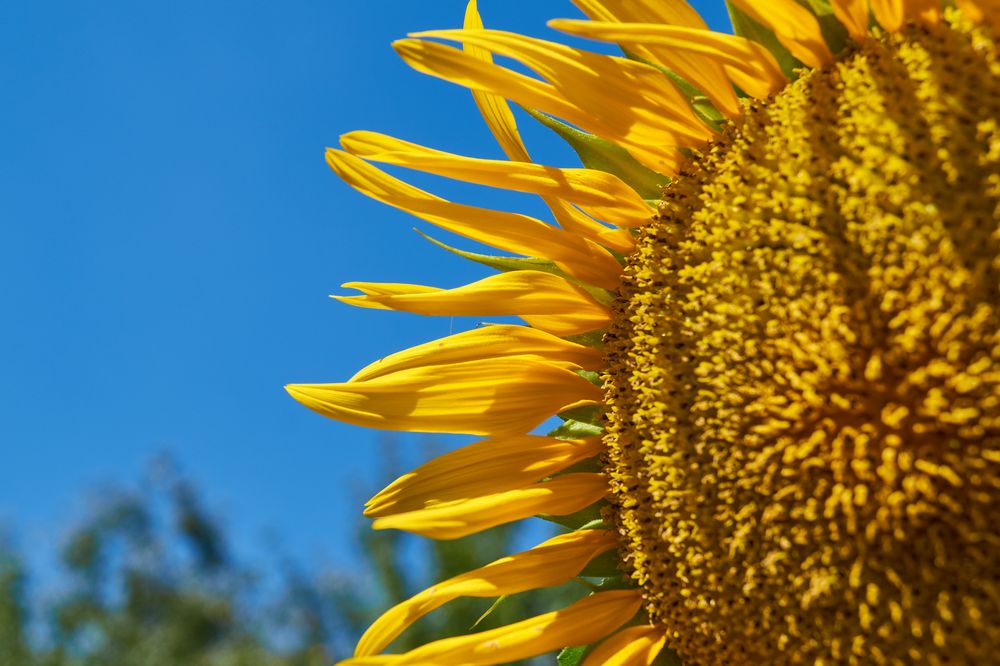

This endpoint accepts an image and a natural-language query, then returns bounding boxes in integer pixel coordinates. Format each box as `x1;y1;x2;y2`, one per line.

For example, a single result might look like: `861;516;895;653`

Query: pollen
604;16;1000;666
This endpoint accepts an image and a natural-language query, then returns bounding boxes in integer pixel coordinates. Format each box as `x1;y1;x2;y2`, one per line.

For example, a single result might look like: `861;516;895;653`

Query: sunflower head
289;2;1000;664
606;14;999;664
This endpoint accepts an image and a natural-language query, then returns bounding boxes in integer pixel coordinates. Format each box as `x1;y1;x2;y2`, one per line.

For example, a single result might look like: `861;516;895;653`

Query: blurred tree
0;448;586;665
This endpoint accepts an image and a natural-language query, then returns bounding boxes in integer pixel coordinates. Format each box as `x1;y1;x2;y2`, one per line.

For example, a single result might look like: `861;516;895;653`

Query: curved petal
414;28;713;146
286;357;602;436
355;529;619;656
568;1;740;117
334;270;612;337
831;0;870;40
463;2;636;251
393;35;698;174
550;20;785;100
371;473;609;539
346;590;642;665
869;0;903;31
326;149;622;289
571;0;707;29
729;0;832;68
365;434;603;516
582;625;668;666
350;325;602;382
339;131;652;228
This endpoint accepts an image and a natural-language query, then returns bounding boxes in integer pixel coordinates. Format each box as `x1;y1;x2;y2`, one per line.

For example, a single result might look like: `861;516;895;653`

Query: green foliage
0;447;590;665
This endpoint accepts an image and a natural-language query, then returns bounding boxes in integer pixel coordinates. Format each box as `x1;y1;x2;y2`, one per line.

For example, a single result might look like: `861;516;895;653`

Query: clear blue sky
1;1;729;574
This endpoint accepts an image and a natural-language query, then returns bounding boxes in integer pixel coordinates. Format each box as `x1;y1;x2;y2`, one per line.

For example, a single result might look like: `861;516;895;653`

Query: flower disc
605;18;1000;665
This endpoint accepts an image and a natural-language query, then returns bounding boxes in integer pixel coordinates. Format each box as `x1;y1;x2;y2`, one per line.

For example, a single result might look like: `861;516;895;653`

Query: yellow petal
831;0;870;40
351;325;602;383
463;3;637;252
334;270;612;337
729;0;832;69
393;35;700;174
355;529;619;656
549;20;785;100
286;357;602;436
371;472;609;539
551;197;637;253
326;149;622;289
463;0;531;163
356;590;642;665
581;625;668;666
869;0;903;31
571;0;708;29
414;28;713;146
875;0;943;29
566;2;740;118
340;131;652;229
365;434;603;517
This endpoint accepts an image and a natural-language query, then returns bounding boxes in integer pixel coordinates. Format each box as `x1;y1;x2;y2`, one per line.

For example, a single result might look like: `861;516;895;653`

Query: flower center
604;16;999;664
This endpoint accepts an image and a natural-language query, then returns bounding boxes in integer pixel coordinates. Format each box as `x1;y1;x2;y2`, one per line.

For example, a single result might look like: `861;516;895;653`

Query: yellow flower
288;1;1000;664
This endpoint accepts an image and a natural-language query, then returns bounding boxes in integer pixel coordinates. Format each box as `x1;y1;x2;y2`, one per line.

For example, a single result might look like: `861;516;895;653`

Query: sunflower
287;1;999;664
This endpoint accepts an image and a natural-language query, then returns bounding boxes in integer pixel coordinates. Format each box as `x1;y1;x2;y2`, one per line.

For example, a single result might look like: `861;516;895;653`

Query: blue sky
1;0;730;576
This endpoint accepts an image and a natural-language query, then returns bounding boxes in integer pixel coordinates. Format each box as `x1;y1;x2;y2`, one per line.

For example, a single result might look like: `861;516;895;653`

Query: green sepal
470;594;508;630
801;0;850;54
725;1;803;79
558;404;604;425
540;500;606;530
556;645;591;666
575;518;609;531
578;549;622;578
521;107;667;200
415;230;616;306
653;647;685;666
564;329;606;350
589;574;635;591
415;229;565;276
548;419;603;440
556;456;603;476
576;369;602;387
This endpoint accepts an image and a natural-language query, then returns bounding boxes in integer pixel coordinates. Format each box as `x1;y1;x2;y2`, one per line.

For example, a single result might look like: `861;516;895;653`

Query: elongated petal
463;0;531;162
286;358;602;436
582;625;668;666
877;0;941;28
571;0;707;29
567;2;740;117
549;197;636;253
340;131;652;228
550;20;785;100
463;2;636;251
365;434;603;516
393;36;698;174
413;28;713;145
355;529;619;656
729;0;832;68
351;325;602;383
869;0;903;31
831;0;870;40
335;270;612;337
326;149;622;289
371;472;609;539
348;590;642;665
